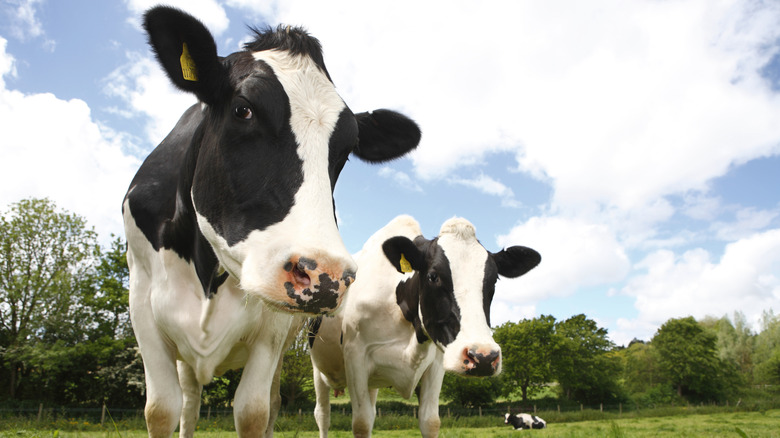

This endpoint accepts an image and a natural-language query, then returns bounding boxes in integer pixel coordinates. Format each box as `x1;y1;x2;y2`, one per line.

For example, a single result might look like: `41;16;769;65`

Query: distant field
2;409;779;437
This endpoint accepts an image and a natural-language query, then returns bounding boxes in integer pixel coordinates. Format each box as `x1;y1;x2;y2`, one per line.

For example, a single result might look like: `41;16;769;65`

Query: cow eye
234;105;253;120
427;272;439;284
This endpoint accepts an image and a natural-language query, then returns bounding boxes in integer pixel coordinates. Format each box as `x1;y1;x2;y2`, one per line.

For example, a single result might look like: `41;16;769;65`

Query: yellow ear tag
180;42;198;82
399;253;413;273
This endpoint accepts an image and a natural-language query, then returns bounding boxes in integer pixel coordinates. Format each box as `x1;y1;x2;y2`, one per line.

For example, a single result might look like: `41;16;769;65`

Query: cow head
143;7;420;314
382;218;540;376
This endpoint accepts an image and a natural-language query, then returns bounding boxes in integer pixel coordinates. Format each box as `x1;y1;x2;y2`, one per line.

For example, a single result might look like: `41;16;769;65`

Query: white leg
345;358;374;438
178;361;202;438
417;363;444;438
234;316;297;437
129;277;181;438
312;366;331;438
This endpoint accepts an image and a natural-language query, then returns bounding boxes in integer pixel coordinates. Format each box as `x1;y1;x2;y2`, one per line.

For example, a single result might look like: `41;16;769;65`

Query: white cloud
494;215;631;305
0;37;140;242
711;207;779;241
235;0;780;224
2;0;55;49
620;228;780;338
378;166;422;193
124;0;230;36
103;52;196;147
448;174;520;208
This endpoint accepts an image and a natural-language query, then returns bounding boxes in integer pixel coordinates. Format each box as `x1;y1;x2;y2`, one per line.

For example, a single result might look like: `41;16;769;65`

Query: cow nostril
292;263;311;287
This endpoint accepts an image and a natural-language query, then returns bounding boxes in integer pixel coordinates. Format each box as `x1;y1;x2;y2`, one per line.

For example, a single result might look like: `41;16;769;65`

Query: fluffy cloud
124;0;230;36
621;228;780;336
104;52;196;147
0;38;139;241
494;215;631;303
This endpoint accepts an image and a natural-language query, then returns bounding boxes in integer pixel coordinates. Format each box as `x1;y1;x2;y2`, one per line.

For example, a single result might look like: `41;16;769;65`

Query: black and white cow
309;215;541;438
505;413;547;430
122;7;420;438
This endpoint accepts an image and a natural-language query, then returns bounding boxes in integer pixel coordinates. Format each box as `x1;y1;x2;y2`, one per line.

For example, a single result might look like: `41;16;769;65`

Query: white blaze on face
435;218;501;373
194;50;356;307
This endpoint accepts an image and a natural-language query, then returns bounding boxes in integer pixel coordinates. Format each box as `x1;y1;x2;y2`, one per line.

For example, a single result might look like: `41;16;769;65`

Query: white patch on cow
189;51;356;305
435;218;502;373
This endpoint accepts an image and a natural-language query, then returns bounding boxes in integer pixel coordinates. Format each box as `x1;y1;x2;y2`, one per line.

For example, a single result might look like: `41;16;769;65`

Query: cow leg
264;351;284;438
417;363;444;438
312;366;331;438
178;361;202;438
345;361;375;438
234;315;297;438
130;284;182;437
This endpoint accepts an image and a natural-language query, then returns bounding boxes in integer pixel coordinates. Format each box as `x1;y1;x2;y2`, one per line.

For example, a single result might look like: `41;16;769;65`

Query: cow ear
354;110;421;163
492;246;541;278
382;236;426;274
143;6;228;106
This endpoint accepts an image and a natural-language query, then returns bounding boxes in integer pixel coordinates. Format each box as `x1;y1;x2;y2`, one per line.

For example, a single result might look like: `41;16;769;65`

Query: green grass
1;409;779;437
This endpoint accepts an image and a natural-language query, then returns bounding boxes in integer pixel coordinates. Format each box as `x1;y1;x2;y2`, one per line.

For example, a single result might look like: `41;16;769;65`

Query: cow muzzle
277;253;356;314
460;346;501;377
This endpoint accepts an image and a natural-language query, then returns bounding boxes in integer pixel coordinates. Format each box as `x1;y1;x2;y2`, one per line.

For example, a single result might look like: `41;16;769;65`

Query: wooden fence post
447;408;451;418
557;405;560;414
478;406;482;417
619;403;622;416
600;403;603;413
207;406;211;420
534;404;537;414
580;404;583;412
101;403;106;426
37;404;43;423
413;407;416;418
378;408;381;417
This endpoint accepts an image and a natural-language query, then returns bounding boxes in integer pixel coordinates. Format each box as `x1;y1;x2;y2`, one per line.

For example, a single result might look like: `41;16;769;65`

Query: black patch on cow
391;236;461;346
307;316;323;348
328;109;359;190
285;273;340;314
298;257;318;271
505;414;526;430
464;349;500;377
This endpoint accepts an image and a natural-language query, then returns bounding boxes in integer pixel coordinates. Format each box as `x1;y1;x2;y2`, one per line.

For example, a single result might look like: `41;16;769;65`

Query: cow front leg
178;361;203;438
345;363;375;437
312;366;331;438
417;363;444;438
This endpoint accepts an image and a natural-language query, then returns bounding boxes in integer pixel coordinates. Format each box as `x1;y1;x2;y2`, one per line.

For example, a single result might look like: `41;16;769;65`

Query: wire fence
2;396;779;426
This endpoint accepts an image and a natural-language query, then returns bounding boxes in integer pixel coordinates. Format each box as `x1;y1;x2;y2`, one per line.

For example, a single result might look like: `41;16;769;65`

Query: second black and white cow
505;413;547;430
309;215;541;437
123;7;420;438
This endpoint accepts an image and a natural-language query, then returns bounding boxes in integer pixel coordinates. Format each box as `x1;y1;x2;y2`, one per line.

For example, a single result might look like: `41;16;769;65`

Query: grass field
1;409;778;437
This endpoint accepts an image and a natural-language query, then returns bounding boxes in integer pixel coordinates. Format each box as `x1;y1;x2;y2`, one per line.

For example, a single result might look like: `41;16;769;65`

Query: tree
0;198;99;399
652;316;738;402
701;312;754;381
440;372;503;408
754;310;780;385
493;315;558;402
279;327;314;407
552;314;623;404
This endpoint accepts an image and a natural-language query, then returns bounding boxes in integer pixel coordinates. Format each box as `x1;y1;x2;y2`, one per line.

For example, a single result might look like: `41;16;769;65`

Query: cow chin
442;339;502;377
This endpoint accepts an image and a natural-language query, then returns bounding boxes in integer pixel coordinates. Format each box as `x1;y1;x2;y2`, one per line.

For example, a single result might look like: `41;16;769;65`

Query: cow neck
395;273;429;344
164;119;228;298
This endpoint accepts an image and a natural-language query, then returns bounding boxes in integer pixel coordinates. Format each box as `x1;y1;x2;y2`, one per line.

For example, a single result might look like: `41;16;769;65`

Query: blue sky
1;0;779;346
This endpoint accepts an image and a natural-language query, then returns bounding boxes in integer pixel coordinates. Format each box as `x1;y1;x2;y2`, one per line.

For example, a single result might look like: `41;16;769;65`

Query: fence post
37;404;43;423
447;408;451;418
580;404;583;412
478;406;482;417
378;408;381;417
557;405;560;414
207;406;211;420
534;404;537;414
413;407;416;418
600;403;603;413
101;403;106;426
619;403;622;416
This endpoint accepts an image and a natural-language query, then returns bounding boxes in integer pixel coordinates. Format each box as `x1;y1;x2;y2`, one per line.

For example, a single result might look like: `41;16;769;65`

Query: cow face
143;7;420;314
383;218;540;376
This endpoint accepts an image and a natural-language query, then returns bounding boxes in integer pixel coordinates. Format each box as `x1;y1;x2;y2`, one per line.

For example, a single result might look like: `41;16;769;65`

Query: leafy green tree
279;327;314;407
619;340;661;395
440;372;503;408
0;198;99;399
754;310;780;385
701;312;754;381
652;316;738;402
552;314;623;404
493;315;558;402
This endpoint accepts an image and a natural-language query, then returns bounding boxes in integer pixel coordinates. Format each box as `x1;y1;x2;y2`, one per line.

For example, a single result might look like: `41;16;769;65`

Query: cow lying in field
505;413;547;430
309;215;541;437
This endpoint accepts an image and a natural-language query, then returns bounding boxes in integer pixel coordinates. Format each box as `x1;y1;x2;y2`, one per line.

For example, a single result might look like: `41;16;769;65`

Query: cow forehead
252;50;346;141
436;220;489;280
